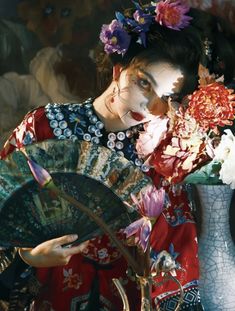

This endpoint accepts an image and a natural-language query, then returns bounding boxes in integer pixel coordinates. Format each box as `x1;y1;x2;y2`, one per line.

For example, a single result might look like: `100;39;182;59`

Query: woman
1;1;235;310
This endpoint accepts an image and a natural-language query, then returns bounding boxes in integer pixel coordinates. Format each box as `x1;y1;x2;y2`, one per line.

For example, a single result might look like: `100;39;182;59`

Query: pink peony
136;116;169;157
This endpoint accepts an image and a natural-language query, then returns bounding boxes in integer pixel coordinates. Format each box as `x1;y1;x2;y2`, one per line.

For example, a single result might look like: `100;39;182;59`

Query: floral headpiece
99;0;192;56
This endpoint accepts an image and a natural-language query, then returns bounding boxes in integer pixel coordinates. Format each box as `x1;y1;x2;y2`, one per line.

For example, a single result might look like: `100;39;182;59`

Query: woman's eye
137;77;151;91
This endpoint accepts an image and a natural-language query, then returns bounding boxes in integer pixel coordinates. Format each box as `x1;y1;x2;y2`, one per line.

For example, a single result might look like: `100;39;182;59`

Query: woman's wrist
18;248;33;266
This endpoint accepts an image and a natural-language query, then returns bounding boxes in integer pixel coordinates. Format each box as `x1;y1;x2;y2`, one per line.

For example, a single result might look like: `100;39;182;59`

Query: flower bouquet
136;65;235;188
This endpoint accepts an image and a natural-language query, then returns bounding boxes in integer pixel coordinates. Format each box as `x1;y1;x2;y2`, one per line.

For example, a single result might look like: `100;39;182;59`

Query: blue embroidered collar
45;99;149;172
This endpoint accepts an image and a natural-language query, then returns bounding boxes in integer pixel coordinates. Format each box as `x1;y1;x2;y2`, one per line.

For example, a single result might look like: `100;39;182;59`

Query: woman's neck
93;82;125;132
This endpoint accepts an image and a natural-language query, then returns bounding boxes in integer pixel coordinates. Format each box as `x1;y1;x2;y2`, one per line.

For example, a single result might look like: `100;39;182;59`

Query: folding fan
0;139;152;248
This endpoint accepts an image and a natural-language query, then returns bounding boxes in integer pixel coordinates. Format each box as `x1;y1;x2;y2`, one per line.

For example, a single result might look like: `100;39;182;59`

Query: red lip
130;111;144;121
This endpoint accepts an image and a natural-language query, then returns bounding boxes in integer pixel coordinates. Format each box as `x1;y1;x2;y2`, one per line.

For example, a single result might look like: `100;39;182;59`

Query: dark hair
95;6;235;97
189;8;235;84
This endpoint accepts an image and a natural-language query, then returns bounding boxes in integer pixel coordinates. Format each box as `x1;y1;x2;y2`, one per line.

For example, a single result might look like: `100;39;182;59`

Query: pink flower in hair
155;0;192;31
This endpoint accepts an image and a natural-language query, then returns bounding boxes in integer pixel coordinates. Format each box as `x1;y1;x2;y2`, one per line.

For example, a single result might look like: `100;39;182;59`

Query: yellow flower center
111;36;118;44
139;17;145;24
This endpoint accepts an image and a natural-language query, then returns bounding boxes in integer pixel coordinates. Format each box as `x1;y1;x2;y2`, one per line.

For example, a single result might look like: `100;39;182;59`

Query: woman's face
112;61;184;129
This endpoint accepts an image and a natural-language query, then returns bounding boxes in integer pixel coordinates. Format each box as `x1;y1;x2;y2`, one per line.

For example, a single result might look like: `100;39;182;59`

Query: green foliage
184;161;222;185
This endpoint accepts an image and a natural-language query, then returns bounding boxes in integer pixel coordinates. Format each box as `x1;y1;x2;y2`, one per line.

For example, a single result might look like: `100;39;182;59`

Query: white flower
213;129;235;161
214;129;235;189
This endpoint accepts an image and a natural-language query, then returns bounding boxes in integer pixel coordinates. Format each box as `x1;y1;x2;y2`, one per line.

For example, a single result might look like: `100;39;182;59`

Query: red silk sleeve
0;107;54;159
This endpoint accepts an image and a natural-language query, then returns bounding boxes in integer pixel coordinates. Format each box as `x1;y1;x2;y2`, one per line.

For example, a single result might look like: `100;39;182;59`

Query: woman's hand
18;234;88;267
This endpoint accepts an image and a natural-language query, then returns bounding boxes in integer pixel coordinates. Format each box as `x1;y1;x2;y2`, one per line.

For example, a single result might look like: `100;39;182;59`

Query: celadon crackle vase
196;184;235;311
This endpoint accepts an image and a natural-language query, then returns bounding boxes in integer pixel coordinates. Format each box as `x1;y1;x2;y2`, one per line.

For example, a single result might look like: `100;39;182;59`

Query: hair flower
99;19;131;55
116;9;153;47
133;9;154;46
133;9;154;29
100;1;192;55
155;0;192;30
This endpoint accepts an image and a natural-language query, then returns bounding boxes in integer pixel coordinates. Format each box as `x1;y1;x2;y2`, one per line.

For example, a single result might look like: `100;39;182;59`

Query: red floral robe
0;104;201;311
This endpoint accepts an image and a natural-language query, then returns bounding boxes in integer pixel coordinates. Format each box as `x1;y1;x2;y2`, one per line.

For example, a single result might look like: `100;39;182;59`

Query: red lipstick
130;111;144;121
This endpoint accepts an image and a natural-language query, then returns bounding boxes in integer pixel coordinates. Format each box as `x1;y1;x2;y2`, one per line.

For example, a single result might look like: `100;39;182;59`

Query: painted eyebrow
138;68;157;87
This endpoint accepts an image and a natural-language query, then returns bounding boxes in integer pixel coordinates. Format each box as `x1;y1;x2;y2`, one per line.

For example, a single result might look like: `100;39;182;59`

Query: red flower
187;82;235;133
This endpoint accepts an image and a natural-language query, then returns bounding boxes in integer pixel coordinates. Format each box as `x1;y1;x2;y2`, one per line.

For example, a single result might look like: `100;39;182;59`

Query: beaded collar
45;98;149;172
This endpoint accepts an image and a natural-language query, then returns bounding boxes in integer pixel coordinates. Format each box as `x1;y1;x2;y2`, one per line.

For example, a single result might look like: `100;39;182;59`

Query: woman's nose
147;96;169;116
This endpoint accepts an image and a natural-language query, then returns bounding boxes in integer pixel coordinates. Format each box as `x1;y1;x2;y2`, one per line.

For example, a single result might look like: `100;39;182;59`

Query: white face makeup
111;61;184;129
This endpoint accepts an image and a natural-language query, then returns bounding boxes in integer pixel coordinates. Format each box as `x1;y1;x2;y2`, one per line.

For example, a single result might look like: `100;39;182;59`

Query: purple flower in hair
99;19;131;55
133;9;153;31
116;8;153;47
132;9;154;46
155;0;192;31
124;185;165;252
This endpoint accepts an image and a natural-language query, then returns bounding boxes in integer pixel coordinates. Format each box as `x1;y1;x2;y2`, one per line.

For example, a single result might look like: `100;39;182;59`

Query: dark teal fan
0;139;152;248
